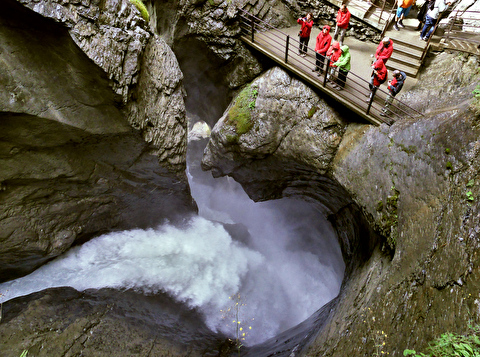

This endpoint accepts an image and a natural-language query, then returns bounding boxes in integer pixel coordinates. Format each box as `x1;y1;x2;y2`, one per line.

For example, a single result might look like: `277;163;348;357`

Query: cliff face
0;0;195;281
202;53;480;355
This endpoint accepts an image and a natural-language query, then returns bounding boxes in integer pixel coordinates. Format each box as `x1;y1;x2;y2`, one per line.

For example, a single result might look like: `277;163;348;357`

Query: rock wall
305;53;480;357
202;53;480;356
0;0;195;281
0;287;232;356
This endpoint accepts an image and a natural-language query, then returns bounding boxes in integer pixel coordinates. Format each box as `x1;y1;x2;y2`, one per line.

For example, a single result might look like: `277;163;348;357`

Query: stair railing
237;8;425;125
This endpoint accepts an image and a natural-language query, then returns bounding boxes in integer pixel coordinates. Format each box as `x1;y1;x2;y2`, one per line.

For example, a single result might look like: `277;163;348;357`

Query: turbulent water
0;40;345;344
0;167;344;345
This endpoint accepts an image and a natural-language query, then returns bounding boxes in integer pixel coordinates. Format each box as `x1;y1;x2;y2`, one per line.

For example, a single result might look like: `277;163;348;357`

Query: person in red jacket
312;25;332;74
367;59;388;101
297;13;314;57
333;4;351;46
326;41;342;83
375;37;394;64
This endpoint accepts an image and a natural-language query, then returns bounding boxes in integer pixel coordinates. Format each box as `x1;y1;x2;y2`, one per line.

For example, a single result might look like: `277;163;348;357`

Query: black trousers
315;52;326;71
338;69;349;88
299;37;309;54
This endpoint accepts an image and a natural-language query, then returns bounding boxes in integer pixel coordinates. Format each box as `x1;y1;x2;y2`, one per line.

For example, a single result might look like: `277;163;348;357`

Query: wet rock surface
0;287;232;357
0;0;195;281
203;52;480;356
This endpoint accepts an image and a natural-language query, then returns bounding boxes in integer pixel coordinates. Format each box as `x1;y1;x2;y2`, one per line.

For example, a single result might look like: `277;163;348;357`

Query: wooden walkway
238;9;424;126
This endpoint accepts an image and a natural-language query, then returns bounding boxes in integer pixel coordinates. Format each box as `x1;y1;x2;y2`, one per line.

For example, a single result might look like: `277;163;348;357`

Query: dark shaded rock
0;287;233;356
201;52;480;356
0;0;195;281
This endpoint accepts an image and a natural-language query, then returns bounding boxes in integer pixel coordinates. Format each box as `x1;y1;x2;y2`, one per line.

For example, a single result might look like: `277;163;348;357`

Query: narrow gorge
1;0;480;356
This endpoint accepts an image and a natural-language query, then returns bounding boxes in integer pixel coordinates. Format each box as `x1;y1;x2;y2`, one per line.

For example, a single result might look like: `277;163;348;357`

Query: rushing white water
0;168;344;344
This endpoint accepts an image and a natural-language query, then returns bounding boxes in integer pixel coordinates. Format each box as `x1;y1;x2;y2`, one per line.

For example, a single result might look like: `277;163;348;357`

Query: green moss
398;143;417;155
129;0;149;22
226;84;258;135
307;106;318;118
225;134;239;145
445;148;451;154
470;85;480;118
376;200;384;212
446;161;453;170
378;185;399;253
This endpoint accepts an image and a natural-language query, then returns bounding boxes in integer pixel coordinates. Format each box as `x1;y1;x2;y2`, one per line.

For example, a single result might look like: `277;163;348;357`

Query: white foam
0;170;345;345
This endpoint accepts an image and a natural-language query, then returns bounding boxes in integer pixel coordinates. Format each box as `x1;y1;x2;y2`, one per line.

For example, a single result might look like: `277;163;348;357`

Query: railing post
366;86;377;115
323;58;331;87
285;35;290;63
251;13;255;42
379;0;386;24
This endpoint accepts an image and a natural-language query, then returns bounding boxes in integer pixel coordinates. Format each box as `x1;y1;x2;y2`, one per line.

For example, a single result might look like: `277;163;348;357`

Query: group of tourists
392;0;452;41
295;0;445;116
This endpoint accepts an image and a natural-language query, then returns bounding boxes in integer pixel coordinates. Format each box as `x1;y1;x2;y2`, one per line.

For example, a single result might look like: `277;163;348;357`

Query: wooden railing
421;9;480;61
441;9;480;51
238;8;424;125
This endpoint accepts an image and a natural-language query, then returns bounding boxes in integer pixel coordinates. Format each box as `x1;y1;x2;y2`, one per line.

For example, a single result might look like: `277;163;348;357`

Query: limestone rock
202;53;480;356
0;288;233;356
202;66;347;184
126;36;188;171
0;0;195;281
17;0;151;102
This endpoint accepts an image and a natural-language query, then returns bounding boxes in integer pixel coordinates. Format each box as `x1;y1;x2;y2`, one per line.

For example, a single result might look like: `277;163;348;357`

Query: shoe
312;68;318;72
422;36;428;41
317;72;322;76
366;98;372;103
393;23;400;31
398;20;405;28
419;36;425;41
332;84;339;89
336;86;344;91
380;112;386;116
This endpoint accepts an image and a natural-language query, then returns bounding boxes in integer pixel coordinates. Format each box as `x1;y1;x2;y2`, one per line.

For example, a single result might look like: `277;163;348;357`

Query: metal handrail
237;8;424;125
421;8;480;61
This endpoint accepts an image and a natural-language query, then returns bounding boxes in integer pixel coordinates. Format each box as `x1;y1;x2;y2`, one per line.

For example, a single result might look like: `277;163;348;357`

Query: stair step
388;56;421;70
391;37;426;52
386;62;419;78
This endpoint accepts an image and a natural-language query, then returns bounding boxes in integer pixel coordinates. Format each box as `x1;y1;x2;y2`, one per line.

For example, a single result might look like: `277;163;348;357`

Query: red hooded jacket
297;17;313;38
315;25;332;55
371;59;388;86
327;42;342;67
336;8;351;29
375;39;394;63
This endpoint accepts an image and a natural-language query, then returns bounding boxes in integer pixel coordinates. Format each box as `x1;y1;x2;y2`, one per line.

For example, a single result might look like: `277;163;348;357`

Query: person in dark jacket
415;0;435;30
297;13;314;56
367;59;388;102
381;70;407;116
313;25;332;73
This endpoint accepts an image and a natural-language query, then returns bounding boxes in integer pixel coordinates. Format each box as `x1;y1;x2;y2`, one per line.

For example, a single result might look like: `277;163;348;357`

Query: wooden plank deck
241;33;386;126
239;22;424;126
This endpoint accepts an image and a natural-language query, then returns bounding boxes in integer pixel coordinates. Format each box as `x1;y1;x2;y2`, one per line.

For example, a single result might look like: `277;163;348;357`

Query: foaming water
0;173;344;344
0;134;345;345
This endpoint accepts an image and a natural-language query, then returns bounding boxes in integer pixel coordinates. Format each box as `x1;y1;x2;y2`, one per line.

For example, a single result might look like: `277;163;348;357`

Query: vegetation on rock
471;84;480;118
404;324;480;357
226;84;258;135
129;0;149;22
